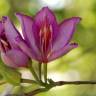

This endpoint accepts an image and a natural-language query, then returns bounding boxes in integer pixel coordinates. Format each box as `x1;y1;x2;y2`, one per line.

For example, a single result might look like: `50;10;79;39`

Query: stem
38;63;42;81
25;80;96;96
43;63;47;84
30;80;96;95
7;80;96;96
53;81;96;86
28;61;39;83
21;79;37;84
25;88;48;96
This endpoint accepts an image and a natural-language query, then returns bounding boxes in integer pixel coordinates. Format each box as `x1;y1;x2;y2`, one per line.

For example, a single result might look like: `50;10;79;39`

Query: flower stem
28;61;39;83
25;88;48;96
21;79;37;84
52;81;96;86
43;63;47;84
7;80;96;96
38;63;42;81
24;80;96;96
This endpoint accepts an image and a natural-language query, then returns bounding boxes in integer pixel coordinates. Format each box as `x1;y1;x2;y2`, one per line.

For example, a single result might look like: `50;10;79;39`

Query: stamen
39;29;42;46
47;51;52;58
0;38;11;51
44;25;47;53
39;29;43;54
39;21;53;60
0;39;8;47
47;25;53;58
44;25;47;33
49;25;53;33
0;42;5;52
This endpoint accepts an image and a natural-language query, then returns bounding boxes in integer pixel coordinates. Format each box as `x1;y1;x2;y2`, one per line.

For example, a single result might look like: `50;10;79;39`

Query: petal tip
72;17;82;23
2;16;8;23
42;6;49;10
40;6;52;14
15;12;21;16
70;43;78;48
15;12;25;17
15;12;24;18
72;17;82;20
15;12;32;20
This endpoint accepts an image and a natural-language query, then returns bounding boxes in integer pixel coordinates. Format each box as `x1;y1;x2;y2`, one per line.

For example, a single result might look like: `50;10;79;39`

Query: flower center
0;34;11;52
39;21;53;59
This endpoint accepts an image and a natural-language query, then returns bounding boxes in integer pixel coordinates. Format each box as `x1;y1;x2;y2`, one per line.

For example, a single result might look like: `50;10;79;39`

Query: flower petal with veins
16;13;41;57
2;16;22;49
48;43;78;62
0;17;29;68
52;17;81;52
1;49;29;68
1;7;81;64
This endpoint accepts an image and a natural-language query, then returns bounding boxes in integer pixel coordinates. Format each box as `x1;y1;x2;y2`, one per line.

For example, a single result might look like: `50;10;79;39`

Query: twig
21;79;37;84
24;80;96;96
25;88;48;96
52;81;96;86
43;64;47;84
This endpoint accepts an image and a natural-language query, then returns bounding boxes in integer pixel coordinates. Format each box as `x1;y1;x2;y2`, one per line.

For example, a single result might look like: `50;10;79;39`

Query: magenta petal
32;7;58;49
53;17;81;52
48;43;78;61
2;16;22;48
0;41;2;51
15;38;42;62
0;22;4;52
16;13;41;55
0;21;2;34
0;41;4;52
0;21;3;35
34;7;57;26
1;49;29;68
16;13;33;43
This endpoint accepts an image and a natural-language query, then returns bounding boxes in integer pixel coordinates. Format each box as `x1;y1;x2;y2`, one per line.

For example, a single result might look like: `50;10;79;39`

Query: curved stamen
0;38;11;52
47;25;53;58
1;39;8;46
39;21;53;61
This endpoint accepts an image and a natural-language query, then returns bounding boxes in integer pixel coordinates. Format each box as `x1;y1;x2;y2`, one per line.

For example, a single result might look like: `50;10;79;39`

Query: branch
21;79;37;84
6;80;96;96
25;88;48;96
24;80;96;96
52;81;96;86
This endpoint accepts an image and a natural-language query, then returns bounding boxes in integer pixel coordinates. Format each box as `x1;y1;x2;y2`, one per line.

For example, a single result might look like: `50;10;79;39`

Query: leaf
23;84;40;93
0;61;21;85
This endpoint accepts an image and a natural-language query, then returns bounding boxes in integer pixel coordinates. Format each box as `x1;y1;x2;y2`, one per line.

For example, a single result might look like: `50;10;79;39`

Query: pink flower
0;18;29;68
2;7;81;64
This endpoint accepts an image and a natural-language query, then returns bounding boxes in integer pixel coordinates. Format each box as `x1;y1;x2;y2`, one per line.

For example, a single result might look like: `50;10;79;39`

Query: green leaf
23;84;40;93
0;62;21;85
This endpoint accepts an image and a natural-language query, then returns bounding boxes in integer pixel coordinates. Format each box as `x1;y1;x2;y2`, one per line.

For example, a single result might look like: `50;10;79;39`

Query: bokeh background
0;0;96;96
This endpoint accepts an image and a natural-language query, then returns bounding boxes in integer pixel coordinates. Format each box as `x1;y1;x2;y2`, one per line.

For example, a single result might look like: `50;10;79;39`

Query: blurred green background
0;0;96;96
